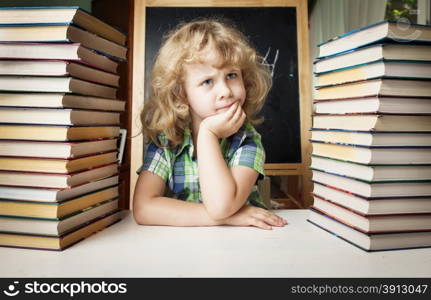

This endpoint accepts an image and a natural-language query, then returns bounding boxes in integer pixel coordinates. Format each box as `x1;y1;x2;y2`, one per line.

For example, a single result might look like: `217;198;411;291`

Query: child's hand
200;102;246;138
221;205;288;230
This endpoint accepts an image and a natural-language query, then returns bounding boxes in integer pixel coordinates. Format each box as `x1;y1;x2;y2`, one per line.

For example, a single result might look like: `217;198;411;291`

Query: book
0;175;118;202
0;151;118;173
0;185;118;218
0;162;118;188
315;78;431;100
308;208;431;251
0;198;118;236
0;139;118;158
310;155;431;181
312;114;431;131
310;129;431;147
313;96;431;114
0;108;120;125
0;93;125;111
0;76;117;99
315;43;431;73
312;169;431;198
311;142;431;164
313;182;431;215
0;23;127;60
0;60;120;87
0;42;118;73
0;124;120;141
318;20;431;58
0;6;126;46
312;197;431;232
0;209;121;251
316;60;431;87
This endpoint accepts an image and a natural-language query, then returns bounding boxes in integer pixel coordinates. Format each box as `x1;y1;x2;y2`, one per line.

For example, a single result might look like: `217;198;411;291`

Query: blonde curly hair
141;18;272;148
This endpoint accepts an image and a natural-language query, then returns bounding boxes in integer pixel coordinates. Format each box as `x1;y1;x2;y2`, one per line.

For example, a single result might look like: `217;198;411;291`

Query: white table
1;209;430;277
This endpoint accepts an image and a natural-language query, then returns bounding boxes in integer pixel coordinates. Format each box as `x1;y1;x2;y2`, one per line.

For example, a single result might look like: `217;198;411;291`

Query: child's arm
197;102;260;220
133;170;285;228
133;170;222;226
133;170;220;226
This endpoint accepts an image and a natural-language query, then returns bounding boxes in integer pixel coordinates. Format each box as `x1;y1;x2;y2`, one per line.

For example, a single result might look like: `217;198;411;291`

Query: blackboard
145;7;301;164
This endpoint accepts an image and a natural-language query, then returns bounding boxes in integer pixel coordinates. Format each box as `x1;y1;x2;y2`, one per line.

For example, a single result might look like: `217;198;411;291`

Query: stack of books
307;20;431;252
0;6;127;251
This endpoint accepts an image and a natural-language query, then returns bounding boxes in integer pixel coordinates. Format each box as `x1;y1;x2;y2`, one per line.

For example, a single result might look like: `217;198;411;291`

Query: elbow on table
205;201;236;221
132;199;153;225
133;209;148;225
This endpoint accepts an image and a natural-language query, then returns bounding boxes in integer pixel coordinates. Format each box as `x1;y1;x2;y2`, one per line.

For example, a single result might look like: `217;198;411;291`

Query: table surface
1;209;430;278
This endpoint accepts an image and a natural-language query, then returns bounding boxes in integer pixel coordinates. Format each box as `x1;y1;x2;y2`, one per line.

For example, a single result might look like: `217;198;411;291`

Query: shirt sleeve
228;125;266;180
136;142;170;182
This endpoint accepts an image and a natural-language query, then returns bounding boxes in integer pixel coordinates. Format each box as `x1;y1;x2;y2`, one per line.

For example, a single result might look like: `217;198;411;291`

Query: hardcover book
315;78;431;100
310;129;431;147
312;114;431;131
0;124;120;141
0;107;120;125
0;139;118;158
0;42;118;73
0;198;119;236
313;96;431;115
315;60;431;87
312;196;431;232
312;182;431;215
312;169;431;198
0;59;120;87
0;76;117;99
0;151;118;173
0;93;125;111
0;6;126;45
0;175;119;202
0;162;118;188
308;208;431;252
0;185;118;219
310;155;431;181
311;141;431;164
318;20;431;57
315;43;431;73
0;209;122;251
0;23;127;60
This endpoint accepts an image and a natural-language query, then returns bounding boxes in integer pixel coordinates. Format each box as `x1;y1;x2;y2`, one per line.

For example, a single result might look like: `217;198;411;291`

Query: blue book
315;59;431;87
318;20;431;58
314;43;431;74
0;6;126;46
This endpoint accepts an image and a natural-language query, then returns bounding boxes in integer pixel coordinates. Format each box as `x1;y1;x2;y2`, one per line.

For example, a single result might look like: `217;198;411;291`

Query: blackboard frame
131;0;313;206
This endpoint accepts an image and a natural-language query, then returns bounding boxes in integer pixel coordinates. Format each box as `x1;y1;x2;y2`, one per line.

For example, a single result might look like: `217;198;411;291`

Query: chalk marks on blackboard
263;47;279;77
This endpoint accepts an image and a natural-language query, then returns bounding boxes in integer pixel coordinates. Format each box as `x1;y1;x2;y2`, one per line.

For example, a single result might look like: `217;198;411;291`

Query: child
133;19;288;230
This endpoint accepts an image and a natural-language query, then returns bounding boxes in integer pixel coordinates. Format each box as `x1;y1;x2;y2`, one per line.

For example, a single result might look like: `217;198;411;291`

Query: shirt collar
174;127;193;158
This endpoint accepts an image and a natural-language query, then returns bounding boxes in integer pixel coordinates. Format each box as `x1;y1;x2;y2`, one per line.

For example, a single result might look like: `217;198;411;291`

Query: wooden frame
131;0;313;207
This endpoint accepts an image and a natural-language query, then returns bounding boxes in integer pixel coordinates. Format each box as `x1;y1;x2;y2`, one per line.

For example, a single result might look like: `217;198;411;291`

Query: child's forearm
197;127;242;220
134;195;222;226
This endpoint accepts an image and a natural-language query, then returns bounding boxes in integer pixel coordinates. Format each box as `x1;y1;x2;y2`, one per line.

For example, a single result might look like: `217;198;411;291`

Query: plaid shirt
138;121;266;208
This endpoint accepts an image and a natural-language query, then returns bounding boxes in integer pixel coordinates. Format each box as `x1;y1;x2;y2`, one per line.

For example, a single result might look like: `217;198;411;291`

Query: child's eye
201;79;213;86
227;73;238;80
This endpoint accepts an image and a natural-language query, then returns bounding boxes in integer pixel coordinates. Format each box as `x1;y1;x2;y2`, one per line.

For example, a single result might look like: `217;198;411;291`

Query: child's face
182;47;246;125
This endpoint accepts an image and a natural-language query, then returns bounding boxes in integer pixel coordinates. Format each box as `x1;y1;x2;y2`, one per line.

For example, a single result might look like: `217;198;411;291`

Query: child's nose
217;80;232;100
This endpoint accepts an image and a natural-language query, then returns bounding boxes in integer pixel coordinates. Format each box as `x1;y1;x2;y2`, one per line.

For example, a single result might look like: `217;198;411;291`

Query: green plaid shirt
138;121;266;208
